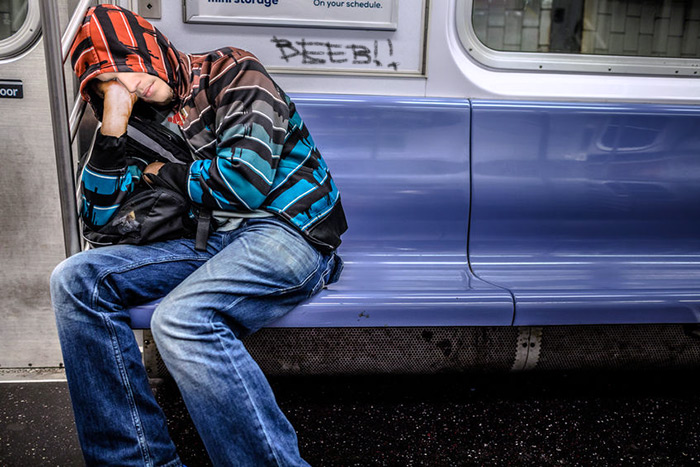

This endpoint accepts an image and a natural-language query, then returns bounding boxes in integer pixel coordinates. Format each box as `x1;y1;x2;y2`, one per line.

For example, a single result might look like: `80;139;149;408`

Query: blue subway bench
469;100;700;326
129;96;700;329
128;95;514;329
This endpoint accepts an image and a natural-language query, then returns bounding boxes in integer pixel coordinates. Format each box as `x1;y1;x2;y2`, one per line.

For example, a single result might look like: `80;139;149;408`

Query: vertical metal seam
39;0;81;257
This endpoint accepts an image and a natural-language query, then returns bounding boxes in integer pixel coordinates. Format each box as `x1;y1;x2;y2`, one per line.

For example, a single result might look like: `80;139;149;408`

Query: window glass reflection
471;0;700;58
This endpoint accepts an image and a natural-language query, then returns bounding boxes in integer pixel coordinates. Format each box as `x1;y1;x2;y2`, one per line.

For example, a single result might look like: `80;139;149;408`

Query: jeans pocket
310;252;344;297
326;252;344;285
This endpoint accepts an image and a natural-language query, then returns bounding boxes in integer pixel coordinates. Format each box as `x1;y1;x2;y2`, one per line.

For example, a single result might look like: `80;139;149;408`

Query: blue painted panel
470;100;700;325
129;95;515;329
304;95;474;254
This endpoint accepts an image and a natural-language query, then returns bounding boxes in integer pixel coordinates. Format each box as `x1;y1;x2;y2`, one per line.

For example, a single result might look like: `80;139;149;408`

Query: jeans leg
50;238;220;466
151;219;333;466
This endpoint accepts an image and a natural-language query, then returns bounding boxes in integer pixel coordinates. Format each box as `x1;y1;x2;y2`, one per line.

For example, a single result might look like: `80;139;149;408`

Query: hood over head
70;4;187;113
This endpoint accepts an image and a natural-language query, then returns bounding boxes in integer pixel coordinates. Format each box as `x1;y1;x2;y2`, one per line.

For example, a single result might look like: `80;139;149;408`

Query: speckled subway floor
1;370;699;466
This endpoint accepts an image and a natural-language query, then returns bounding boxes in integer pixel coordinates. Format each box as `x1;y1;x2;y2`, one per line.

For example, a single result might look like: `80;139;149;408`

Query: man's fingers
144;162;165;175
93;79;138;106
93;79;121;98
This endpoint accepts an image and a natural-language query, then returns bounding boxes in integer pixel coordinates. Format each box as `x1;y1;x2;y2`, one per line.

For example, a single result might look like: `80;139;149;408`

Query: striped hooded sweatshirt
70;4;347;252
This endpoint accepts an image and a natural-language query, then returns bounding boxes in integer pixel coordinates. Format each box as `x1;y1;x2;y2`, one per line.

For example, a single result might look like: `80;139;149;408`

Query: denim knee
150;300;183;356
151;298;224;364
50;254;87;309
50;251;110;321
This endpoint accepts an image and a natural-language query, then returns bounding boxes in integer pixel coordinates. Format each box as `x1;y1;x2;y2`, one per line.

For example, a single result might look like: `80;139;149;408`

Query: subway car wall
1;0;699;371
0;1;73;369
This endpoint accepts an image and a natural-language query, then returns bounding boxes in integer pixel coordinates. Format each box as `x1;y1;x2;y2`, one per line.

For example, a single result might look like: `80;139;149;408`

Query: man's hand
142;162;165;185
144;162;164;176
94;79;138;137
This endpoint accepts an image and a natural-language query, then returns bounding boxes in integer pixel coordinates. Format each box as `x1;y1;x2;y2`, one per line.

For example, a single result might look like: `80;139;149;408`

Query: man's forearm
96;80;137;137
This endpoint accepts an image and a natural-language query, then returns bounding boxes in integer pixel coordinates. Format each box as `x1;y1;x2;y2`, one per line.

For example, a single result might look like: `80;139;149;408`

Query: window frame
456;0;700;77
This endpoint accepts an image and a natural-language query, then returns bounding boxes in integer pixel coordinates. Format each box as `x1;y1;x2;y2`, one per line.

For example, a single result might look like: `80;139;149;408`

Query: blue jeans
50;217;342;466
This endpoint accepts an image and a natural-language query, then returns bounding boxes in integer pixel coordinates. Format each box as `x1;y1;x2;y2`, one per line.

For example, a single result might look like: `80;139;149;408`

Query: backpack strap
195;208;212;251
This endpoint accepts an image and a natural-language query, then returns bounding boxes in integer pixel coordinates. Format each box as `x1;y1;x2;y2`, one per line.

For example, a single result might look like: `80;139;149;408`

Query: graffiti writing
271;37;399;71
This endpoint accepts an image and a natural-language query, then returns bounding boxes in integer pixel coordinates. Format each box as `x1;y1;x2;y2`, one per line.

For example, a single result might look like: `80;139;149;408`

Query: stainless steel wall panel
0;3;71;368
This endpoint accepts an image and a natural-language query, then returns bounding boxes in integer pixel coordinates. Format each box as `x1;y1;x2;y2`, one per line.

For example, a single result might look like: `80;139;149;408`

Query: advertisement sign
184;0;398;31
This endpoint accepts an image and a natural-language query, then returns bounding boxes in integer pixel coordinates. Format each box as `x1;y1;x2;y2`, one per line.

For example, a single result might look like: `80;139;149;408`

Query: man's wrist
99;121;128;137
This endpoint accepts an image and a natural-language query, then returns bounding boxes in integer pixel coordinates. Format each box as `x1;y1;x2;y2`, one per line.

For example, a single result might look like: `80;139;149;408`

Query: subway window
0;0;27;41
457;0;700;75
0;0;41;61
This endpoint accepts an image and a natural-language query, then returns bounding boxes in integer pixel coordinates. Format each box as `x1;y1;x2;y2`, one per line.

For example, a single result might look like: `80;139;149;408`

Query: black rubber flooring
1;370;699;466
